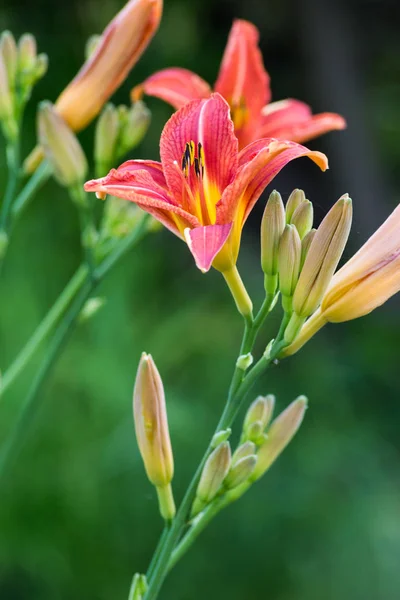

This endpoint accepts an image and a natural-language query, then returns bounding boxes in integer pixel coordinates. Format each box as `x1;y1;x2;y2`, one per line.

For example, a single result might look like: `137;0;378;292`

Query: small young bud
300;228;316;269
18;33;37;72
128;573;148;600
79;297;106;322
232;441;256;465
211;428;232;448
224;455;257;490
286;189;306;223
245;421;265;444
261;190;286;279
34;53;48;80
251;396;308;481
236;352;253;371
0;31;17;85
117;100;151;157
292;195;353;318
278;224;301;303
133;353;175;520
290;199;314;240
192;442;231;516
243;395;275;435
38;101;88;187
94;103;119;177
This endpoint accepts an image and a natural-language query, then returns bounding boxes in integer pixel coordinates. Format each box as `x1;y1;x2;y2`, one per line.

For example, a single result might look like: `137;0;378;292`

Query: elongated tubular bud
292;195;353;318
94;103;119;177
300;228;316;269
37;101;88;187
261;190;286;285
0;51;13;121
278;224;301;302
192;442;231;516
224;455;257;490
251;396;308;481
290;199;314;239
0;31;17;86
286;189;306;223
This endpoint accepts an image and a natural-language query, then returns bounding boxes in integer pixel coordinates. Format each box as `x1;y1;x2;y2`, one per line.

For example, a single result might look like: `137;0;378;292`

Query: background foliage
1;0;400;598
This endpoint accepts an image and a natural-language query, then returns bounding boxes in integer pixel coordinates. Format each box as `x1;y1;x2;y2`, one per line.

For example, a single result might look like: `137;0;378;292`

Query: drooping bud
290;199;313;239
278;224;301;310
0;31;17;86
191;442;231;517
261;190;286;295
300;228;316;269
38;101;88;188
286;189;306;223
224;454;257;490
94;103;120;177
251;396;308;481
232;441;256;465
128;573;148;600
117;100;151;157
133;352;175;520
243;395;275;436
292;195;353;318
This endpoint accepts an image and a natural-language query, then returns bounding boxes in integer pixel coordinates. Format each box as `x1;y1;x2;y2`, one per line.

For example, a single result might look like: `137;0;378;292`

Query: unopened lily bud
245;421;265;444
35;53;48;80
243;395;275;435
133;352;175;520
18;33;37;72
232;441;256;465
0;31;17;85
290;199;313;239
211;428;231;448
0;52;13;121
38;101;88;187
192;442;231;516
224;455;257;490
300;228;316;269
261;191;286;291
94;103;119;176
292;195;352;318
286;189;306;223
117;100;151;157
85;35;101;61
278;224;301;307
79;297;106;322
128;573;148;600
251;396;308;481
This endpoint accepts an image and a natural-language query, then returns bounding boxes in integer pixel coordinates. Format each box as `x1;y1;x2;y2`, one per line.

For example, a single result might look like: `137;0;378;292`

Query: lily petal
214;20;271;148
258;99;346;144
132;67;211;109
160;93;238;204
184;223;233;272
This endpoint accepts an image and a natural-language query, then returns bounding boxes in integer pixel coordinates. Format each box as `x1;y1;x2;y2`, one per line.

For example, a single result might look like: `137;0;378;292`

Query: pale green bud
192;442;231;516
245;421;265;444
243;395;275;435
300;228;316;269
224;455;257;490
290;199;314;239
286;189;306;223
38;101;88;187
117;100;151;157
236;352;253;371
94;103;119;177
251;396;308;481
211;428;232;448
292;195;353;318
128;573;148;600
79;297;106;322
85;34;101;60
18;33;37;73
278;224;301;299
261;190;286;277
34;53;48;81
232;441;256;465
0;31;17;86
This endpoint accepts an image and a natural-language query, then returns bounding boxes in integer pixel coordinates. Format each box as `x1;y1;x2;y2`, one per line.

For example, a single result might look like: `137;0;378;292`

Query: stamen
194;157;201;178
198;143;205;176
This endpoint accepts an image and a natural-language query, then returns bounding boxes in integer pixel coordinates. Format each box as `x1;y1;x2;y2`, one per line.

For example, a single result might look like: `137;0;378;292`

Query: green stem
146;527;169;580
0;142;20;232
11;161;52;221
1;264;89;396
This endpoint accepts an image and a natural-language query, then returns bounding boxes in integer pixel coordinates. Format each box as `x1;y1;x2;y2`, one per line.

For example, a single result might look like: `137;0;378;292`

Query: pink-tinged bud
191;442;231;517
133;352;175;520
251;396;308;480
56;0;162;132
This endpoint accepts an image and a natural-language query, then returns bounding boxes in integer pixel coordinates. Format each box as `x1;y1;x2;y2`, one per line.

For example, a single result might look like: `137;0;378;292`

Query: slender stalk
146;526;169;580
11;161;52;221
0;142;20;232
1;264;89;396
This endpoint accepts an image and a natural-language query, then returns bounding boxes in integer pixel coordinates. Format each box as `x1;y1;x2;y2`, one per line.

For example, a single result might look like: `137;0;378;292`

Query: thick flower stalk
132;19;345;148
84;93;327;278
283;203;400;355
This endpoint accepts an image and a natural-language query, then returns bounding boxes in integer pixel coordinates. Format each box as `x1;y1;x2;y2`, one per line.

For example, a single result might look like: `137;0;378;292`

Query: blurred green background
1;0;400;598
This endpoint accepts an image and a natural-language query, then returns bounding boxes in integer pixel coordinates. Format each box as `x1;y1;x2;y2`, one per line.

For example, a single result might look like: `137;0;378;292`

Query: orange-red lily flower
132;19;345;149
85;94;327;273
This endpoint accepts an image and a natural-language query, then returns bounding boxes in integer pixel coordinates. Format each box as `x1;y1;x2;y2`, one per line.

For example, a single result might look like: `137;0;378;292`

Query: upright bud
0;52;14;131
286;189;306;223
278;225;301;310
191;442;231;517
117;100;151;157
261;190;286;295
128;573;148;600
243;395;275;442
94;103;120;177
251;396;308;481
292;195;353;319
133;352;175;520
18;34;37;72
224;454;257;490
0;31;17;86
300;228;316;269
38;101;88;188
290;200;313;240
232;441;256;465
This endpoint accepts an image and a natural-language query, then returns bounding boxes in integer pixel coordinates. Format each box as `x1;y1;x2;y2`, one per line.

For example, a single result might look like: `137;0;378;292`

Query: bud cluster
0;31;48;141
261;189;352;348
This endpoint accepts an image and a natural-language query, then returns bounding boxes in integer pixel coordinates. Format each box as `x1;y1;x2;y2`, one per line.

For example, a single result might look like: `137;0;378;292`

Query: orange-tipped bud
56;0;163;132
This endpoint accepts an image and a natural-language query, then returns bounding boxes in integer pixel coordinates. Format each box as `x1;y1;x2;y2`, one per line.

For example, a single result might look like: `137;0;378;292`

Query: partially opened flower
84;93;327;275
132;19;345;149
283;204;400;356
